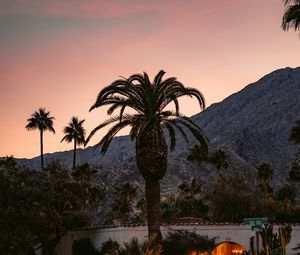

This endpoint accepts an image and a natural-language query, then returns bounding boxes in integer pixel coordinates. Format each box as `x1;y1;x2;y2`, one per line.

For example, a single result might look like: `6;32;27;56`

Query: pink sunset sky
0;0;299;159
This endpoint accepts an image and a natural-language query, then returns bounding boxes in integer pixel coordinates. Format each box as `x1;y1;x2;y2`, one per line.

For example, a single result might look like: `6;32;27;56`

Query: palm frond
282;3;300;30
164;122;176;151
97;118;135;154
163;119;189;144
84;116;121;146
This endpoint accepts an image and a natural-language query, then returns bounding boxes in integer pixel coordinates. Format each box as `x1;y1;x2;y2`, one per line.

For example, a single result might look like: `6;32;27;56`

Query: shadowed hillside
10;67;300;192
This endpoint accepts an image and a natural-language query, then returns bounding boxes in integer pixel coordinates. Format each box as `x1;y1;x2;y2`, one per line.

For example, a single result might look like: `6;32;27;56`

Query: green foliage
256;163;274;196
110;182;138;225
187;145;228;172
0;158;104;255
73;238;99;255
162;230;216;255
209;174;253;222
99;232;215;255
99;238;146;255
161;197;180;223
176;177;208;218
99;238;120;255
275;183;296;205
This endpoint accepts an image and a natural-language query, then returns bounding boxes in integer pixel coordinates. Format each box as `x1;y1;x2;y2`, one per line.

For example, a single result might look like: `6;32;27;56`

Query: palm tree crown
26;108;55;169
85;70;207;154
61;117;85;169
86;70;208;245
282;0;300;32
26;108;55;133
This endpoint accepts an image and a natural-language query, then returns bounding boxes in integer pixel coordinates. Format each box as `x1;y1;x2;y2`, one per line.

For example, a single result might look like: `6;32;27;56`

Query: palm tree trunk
136;126;167;246
40;129;44;169
145;178;162;244
73;140;76;170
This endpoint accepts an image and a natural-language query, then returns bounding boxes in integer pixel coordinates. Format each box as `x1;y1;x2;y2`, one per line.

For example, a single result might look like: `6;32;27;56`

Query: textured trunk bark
40;129;44;169
73;140;76;170
145;178;162;244
136;126;168;246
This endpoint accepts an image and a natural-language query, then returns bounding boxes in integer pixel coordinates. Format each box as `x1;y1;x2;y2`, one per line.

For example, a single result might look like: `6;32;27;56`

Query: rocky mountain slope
10;67;300;193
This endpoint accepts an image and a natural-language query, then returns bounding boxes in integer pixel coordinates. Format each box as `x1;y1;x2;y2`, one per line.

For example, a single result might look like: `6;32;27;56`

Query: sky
0;0;299;159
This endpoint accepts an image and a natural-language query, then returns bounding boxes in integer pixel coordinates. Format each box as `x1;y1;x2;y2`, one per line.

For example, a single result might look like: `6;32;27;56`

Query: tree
177;177;208;218
112;182;138;225
61;117;86;169
161;196;180;223
256;163;274;196
282;0;300;34
0;158;104;255
85;70;208;244
162;230;216;255
187;146;228;174
208;149;228;172
187;144;209;165
209;174;253;222
26;108;55;169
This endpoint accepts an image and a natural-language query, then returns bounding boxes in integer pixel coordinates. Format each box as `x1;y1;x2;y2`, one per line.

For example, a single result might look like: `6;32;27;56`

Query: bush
162;230;216;255
73;238;99;255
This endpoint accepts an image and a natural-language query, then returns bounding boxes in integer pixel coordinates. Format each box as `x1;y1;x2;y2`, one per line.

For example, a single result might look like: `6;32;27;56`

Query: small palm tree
282;0;300;34
26;108;55;169
208;149;228;172
85;70;208;244
178;177;203;217
112;182;138;225
61;117;86;169
256;163;274;195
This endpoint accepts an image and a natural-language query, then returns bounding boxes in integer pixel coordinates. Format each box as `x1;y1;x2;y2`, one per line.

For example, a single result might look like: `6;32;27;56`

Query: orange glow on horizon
0;0;299;158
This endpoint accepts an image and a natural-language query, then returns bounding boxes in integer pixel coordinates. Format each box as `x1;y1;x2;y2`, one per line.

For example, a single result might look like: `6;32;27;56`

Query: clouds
0;0;299;158
0;0;156;18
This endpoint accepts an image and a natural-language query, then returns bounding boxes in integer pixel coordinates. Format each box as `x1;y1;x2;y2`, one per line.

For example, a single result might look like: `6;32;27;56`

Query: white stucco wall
55;224;300;255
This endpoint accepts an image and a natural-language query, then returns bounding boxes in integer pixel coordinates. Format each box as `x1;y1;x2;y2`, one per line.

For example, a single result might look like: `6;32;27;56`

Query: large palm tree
61;117;86;170
282;0;300;33
85;70;208;244
26;108;55;169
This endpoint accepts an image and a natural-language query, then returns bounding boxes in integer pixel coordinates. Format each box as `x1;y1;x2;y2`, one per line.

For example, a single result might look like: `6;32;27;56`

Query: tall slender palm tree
85;70;208;244
282;0;300;33
26;108;55;169
61;117;86;170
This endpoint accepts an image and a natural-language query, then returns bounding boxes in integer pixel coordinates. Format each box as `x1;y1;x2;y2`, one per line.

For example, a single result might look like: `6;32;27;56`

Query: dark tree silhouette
256;163;274;195
282;0;300;34
112;182;137;225
85;70;208;244
290;120;300;144
26;108;55;169
61;117;86;170
177;177;207;218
